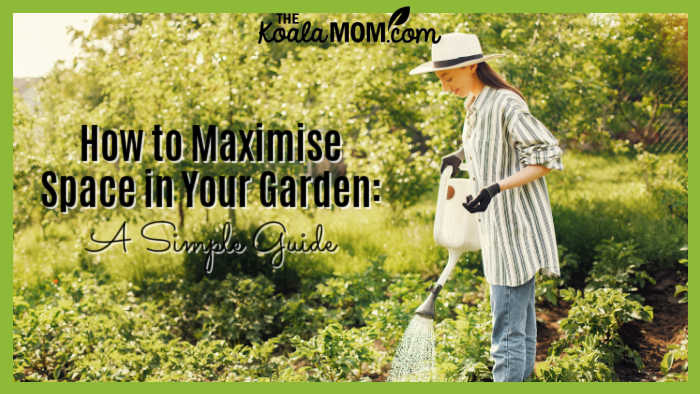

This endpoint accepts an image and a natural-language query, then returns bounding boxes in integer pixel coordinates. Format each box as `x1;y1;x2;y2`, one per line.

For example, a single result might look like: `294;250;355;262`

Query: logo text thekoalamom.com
258;7;441;44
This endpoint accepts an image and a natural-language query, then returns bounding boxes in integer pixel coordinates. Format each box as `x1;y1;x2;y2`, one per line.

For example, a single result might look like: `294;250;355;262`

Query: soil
616;268;688;381
535;300;570;362
534;268;688;381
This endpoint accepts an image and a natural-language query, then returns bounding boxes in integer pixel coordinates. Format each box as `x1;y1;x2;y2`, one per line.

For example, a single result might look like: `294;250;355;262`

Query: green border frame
4;0;693;391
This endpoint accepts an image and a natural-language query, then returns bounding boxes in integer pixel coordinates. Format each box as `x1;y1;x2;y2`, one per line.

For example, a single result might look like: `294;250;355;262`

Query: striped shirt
460;85;564;287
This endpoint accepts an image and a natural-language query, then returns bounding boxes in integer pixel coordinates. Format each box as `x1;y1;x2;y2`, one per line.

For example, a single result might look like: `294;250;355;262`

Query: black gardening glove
463;183;501;213
440;155;462;178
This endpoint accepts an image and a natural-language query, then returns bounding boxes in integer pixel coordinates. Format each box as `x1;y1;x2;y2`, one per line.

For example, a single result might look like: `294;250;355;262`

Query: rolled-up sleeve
504;99;564;171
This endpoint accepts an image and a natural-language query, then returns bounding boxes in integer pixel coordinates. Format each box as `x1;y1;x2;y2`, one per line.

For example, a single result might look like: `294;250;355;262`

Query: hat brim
409;53;505;75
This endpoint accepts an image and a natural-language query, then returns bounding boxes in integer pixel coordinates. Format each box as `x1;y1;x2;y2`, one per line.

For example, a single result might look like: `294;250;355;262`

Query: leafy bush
585;237;655;300
552;198;685;280
13;270;293;381
183;275;284;345
549;152;687;280
68;335;292;382
288;323;386;381
659;329;688;381
659;256;689;382
182;221;302;294
637;151;687;224
556;288;653;361
535;335;616;382
674;257;688;304
536;288;653;381
13;270;148;381
133;272;287;346
536;244;581;305
362;274;425;346
346;125;434;210
434;291;493;382
275;296;330;342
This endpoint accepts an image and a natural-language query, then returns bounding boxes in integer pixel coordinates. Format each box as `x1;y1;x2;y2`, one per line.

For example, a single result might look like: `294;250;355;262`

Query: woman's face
435;64;479;98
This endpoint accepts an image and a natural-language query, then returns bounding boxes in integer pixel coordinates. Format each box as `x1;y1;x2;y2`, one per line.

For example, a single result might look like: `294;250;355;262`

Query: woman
410;33;564;382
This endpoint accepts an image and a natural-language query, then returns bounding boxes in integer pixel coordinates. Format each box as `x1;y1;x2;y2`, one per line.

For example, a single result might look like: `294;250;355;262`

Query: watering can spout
415;284;443;318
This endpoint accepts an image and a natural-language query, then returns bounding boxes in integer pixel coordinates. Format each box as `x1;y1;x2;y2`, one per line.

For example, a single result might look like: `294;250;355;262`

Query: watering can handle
438;165;453;194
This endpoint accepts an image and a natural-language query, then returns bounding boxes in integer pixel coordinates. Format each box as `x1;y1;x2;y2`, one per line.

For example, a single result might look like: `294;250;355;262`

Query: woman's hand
463;183;500;213
441;155;462;177
463;165;551;213
440;148;465;178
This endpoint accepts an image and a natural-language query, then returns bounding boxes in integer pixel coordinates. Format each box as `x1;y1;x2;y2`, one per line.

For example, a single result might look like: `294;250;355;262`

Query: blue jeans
489;276;536;382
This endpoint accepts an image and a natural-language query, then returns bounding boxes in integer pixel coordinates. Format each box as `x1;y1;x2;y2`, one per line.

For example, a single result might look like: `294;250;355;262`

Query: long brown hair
477;62;525;100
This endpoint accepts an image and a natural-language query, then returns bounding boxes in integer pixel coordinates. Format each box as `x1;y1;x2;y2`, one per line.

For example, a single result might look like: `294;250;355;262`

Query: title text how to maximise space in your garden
40;123;382;213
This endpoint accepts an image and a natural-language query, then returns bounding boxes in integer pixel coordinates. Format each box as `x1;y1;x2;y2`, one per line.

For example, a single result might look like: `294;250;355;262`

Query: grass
547;153;648;203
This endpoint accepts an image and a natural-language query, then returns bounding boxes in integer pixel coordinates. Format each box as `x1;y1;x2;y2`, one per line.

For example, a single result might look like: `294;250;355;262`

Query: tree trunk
228;208;236;228
178;195;185;233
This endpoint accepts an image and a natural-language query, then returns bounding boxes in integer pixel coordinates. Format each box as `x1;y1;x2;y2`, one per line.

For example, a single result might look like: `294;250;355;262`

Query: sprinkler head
415;284;442;318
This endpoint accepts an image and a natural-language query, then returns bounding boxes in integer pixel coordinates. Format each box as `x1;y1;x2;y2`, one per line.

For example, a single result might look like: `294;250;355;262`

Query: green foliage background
13;12;688;382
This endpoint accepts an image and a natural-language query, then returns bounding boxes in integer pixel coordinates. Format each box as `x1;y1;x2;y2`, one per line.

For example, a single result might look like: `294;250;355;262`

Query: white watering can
415;165;481;318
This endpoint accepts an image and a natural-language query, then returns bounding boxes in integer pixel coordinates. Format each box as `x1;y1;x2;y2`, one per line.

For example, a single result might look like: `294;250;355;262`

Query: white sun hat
409;33;505;75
